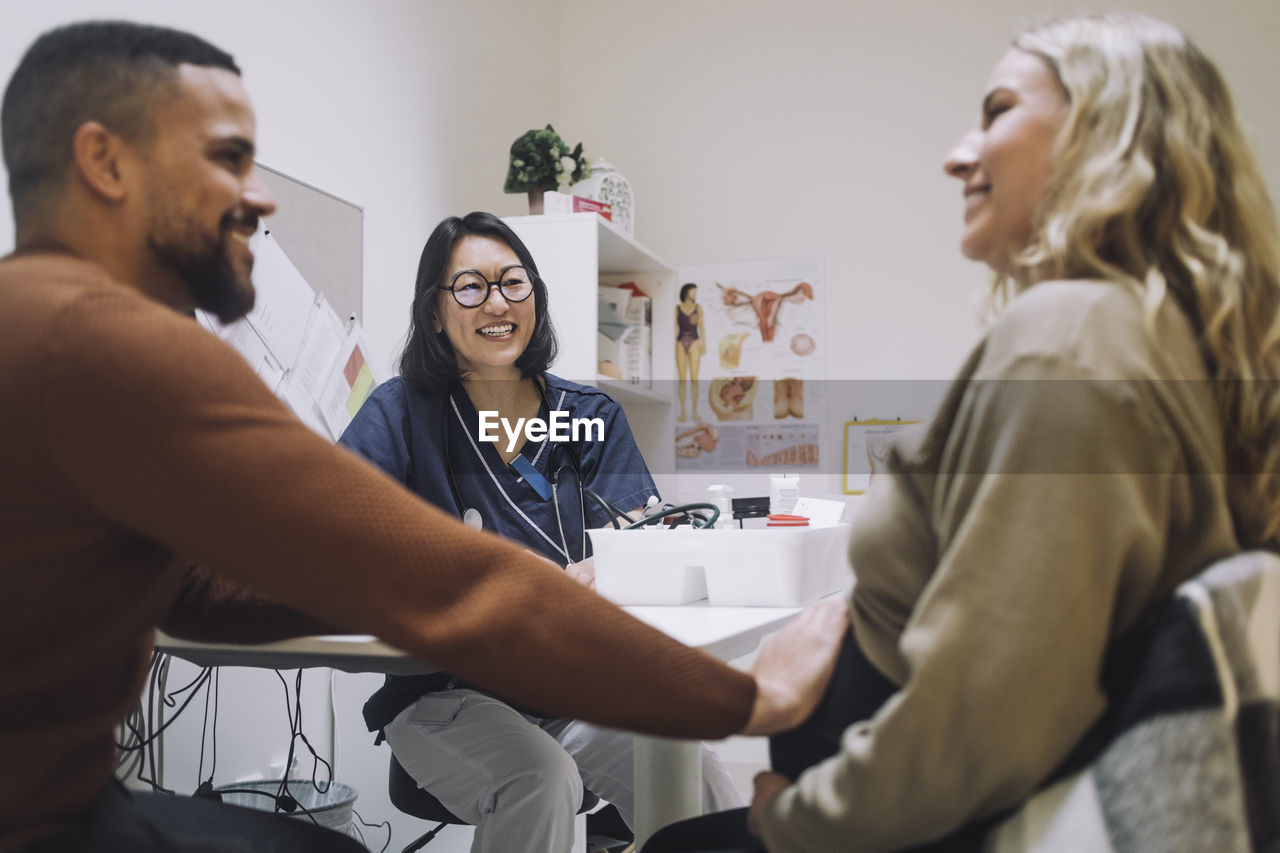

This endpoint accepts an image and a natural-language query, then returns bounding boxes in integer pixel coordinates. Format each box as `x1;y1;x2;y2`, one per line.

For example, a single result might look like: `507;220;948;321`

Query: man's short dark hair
400;212;559;393
1;20;240;222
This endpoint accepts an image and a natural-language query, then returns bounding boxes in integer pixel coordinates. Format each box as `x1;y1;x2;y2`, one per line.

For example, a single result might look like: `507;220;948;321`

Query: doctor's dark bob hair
399;211;559;393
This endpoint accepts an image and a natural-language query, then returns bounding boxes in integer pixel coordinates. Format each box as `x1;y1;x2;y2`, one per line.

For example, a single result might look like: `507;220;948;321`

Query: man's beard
147;211;257;324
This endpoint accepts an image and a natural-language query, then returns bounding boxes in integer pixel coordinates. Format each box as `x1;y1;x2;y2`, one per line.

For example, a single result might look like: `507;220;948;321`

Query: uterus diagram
716;281;814;343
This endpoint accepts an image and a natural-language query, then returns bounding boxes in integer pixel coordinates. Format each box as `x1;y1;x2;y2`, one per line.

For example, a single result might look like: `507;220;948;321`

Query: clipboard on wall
842;418;920;494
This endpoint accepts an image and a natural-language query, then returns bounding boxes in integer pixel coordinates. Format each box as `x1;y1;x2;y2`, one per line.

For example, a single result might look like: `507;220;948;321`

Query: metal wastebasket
214;779;359;838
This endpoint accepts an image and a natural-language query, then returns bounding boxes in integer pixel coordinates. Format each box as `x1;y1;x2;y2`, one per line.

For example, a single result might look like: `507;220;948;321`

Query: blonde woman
645;12;1280;852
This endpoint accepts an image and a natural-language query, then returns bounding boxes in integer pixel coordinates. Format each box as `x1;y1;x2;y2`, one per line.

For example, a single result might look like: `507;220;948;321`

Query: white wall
559;0;1280;381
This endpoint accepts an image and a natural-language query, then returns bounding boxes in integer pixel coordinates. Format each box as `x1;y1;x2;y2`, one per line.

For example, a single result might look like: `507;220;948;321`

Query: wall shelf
505;212;670;275
505;213;677;489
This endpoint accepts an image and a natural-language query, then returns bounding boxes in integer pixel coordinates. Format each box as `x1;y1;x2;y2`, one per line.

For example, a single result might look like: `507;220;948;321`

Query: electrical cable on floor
156;654;169;791
120;660;344;828
211;668;219;783
116;663;211;752
116;654;216;795
197;665;213;785
211;787;323;827
352;807;391;852
193;667;223;798
143;655;173;793
329;668;341;780
197;668;339;828
273;669;334;806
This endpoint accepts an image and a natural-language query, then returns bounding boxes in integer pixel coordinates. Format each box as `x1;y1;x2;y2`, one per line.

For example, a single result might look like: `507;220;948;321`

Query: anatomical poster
673;256;826;470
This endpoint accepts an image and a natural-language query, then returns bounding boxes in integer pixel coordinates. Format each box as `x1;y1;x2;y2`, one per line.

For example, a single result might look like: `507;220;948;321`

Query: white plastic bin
588;527;708;604
703;525;852;607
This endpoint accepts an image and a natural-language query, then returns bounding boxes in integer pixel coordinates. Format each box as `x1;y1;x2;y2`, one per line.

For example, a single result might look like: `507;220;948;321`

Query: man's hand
565;556;595;588
741;596;848;736
747;771;791;837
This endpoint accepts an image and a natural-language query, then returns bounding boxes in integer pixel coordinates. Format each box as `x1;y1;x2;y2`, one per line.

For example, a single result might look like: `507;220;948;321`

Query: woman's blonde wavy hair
1003;12;1280;549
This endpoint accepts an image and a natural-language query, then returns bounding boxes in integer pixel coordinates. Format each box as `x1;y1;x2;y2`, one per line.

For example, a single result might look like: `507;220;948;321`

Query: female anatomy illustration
675;282;706;421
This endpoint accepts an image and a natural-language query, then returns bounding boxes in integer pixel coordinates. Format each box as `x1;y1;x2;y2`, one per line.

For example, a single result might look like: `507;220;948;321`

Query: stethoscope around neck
441;377;588;564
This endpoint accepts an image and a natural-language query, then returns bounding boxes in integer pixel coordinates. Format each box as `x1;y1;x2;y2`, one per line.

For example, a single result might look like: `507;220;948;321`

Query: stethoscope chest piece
462;507;483;530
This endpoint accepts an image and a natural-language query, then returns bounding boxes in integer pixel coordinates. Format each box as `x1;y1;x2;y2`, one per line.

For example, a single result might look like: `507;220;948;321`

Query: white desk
157;602;800;848
155;631;428;674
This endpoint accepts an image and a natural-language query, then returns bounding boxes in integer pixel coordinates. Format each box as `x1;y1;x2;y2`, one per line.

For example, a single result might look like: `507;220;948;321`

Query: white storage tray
589;527;708;605
703;524;851;607
589;524;851;607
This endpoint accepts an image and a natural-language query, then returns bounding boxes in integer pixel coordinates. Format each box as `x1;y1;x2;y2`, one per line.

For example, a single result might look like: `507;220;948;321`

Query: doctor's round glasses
441;265;535;308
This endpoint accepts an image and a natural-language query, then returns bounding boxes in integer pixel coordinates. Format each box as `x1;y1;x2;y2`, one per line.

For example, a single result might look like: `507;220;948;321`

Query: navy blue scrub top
338;374;658;567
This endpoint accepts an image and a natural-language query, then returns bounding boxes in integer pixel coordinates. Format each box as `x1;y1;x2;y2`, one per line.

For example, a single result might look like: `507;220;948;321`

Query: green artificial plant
503;124;589;194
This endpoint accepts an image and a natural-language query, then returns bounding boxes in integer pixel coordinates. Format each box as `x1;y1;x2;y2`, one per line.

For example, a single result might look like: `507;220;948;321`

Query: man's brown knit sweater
0;252;754;851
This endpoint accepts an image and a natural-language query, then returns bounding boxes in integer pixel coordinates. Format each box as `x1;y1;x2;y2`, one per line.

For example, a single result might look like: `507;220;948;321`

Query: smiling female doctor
339;212;740;853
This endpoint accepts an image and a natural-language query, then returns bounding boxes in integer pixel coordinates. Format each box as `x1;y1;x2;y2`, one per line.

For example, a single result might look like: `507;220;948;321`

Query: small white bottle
706;484;733;529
